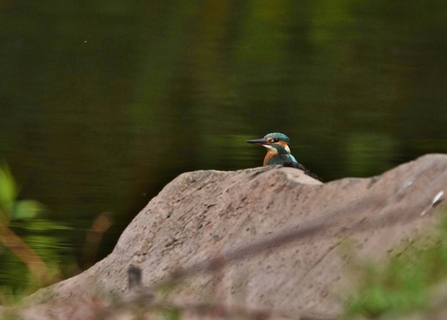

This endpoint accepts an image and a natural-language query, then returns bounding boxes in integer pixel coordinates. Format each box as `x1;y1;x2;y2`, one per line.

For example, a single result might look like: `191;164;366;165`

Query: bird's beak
247;138;268;145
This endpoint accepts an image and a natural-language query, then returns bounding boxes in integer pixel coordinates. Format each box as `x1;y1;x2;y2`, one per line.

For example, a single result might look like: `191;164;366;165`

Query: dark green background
1;0;447;269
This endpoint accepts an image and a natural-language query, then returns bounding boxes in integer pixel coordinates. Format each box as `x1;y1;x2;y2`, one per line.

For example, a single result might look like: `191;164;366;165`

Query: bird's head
247;132;291;153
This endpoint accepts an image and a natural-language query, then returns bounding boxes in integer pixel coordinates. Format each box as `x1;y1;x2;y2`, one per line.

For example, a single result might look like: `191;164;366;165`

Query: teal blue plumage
263;132;291;144
265;144;300;167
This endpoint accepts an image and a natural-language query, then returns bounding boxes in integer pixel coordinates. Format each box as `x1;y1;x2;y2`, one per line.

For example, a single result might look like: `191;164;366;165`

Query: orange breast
263;151;276;166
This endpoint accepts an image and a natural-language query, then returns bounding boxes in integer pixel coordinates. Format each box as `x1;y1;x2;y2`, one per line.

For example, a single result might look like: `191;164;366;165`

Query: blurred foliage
0;164;70;302
160;307;182;320
345;213;447;318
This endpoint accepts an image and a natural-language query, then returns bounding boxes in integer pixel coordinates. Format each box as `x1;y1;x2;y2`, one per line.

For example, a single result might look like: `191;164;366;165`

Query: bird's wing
283;155;323;181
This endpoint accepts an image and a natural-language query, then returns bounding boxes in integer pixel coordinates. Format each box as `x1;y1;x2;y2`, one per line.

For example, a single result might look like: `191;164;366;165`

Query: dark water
2;1;447;269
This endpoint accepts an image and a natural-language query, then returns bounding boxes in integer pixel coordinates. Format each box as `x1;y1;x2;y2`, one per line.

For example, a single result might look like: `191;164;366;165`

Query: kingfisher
247;132;321;180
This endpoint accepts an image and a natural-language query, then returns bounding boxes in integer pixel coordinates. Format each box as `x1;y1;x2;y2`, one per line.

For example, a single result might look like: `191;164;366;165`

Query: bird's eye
273;138;279;142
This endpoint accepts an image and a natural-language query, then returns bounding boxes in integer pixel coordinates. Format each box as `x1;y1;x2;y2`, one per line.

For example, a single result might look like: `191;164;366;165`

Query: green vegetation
0;164;69;303
0;163;113;305
345;214;447;318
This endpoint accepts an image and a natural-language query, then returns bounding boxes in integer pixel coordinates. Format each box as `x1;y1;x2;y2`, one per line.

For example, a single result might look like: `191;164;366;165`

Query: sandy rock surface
4;154;447;319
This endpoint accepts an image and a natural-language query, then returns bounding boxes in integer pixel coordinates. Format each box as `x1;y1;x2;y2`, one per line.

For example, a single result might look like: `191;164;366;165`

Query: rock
5;154;447;319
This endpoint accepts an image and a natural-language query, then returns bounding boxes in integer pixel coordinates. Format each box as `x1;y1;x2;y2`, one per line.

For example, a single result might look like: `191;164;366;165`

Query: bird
247;132;321;180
